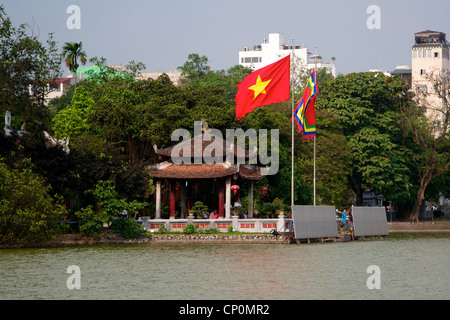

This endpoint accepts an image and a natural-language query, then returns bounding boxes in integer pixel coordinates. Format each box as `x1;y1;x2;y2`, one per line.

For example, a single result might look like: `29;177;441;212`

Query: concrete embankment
3;221;450;248
150;233;285;244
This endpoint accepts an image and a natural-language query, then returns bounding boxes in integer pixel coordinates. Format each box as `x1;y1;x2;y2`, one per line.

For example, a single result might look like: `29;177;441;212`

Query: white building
411;30;450;122
238;33;336;77
44;76;74;105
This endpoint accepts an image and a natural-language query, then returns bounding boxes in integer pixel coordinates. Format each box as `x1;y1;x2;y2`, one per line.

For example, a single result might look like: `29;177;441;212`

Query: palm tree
62;42;87;88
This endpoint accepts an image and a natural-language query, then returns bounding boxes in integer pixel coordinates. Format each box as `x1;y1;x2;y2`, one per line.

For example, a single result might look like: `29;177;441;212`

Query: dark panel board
292;205;339;239
352;206;389;237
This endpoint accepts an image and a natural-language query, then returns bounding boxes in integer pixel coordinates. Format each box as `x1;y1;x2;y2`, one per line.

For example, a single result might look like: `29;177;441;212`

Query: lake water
1;235;449;300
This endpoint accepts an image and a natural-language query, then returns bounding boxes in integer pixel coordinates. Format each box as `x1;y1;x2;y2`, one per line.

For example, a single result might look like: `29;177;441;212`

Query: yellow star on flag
248;75;271;100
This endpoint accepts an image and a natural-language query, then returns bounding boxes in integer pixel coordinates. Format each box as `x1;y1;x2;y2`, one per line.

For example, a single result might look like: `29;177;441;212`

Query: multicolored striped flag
292;69;318;140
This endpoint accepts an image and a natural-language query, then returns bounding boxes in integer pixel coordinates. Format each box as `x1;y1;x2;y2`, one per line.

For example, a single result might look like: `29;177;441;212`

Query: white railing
141;216;288;233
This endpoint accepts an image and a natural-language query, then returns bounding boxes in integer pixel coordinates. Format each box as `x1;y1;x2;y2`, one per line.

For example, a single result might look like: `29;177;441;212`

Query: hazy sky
2;0;450;75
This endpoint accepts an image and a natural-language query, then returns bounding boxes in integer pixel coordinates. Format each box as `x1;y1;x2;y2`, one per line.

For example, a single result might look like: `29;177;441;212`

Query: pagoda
149;124;267;219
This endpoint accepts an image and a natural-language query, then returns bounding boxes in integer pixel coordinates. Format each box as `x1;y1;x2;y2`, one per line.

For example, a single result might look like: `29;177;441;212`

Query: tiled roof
149;163;266;180
238;165;266;181
54;77;73;84
150;163;237;179
151;133;266;180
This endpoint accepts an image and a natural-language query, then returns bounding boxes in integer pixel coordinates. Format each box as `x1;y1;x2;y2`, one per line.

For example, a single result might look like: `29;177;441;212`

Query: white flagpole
291;40;295;209
313;47;317;206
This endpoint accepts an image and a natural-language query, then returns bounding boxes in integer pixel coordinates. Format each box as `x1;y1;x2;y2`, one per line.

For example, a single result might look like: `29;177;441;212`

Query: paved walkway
388;221;450;232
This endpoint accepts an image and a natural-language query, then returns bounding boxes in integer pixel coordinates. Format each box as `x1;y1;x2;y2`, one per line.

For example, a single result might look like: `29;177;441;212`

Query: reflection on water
1;236;449;300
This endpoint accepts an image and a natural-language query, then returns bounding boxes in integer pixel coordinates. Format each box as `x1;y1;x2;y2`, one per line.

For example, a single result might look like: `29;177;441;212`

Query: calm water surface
1;235;449;300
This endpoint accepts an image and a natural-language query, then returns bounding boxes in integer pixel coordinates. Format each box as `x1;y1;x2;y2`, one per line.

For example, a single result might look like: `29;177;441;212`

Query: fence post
277;214;286;232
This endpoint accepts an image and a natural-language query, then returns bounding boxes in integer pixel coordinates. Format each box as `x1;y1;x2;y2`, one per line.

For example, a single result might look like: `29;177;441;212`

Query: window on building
251;57;259;63
416;49;432;58
244;57;251;63
416;84;427;94
420;69;427;75
434;52;439;58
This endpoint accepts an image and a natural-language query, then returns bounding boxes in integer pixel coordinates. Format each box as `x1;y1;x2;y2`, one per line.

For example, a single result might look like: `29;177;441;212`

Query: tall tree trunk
408;172;434;222
74;68;77;89
349;174;363;206
408;185;426;222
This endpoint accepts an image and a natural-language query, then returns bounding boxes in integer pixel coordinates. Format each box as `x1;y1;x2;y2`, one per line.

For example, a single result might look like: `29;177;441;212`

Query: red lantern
260;186;268;196
231;185;240;195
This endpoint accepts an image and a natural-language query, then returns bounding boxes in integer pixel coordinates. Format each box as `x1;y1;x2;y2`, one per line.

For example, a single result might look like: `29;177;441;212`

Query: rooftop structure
411;30;449;123
390;65;412;87
238;33;336;77
137;70;182;85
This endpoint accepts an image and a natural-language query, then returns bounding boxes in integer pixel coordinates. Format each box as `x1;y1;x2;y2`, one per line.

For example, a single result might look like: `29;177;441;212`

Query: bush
110;218;145;239
157;224;167;233
75;180;148;236
198;228;220;234
191;201;208;218
75;206;101;236
183;223;196;234
0;157;68;244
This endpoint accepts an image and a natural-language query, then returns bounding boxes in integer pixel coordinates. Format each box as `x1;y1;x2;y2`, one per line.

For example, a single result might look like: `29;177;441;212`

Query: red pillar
218;181;224;218
170;181;176;219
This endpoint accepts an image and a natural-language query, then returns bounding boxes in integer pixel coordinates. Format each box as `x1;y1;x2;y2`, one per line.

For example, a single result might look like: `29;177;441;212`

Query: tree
178;53;211;82
401;69;450;221
75;180;147;236
0;5;62;133
296;110;354;208
0;157;67;244
52;86;95;140
62;41;87;88
318;72;415;206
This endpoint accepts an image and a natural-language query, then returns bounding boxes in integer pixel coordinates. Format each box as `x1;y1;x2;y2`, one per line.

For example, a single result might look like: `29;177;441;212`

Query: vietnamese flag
235;55;290;120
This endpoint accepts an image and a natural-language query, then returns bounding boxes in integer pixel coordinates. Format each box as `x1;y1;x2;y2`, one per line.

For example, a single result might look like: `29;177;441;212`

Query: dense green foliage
0;6;61;133
317;72;416;207
75;180;147;236
0;157;68;244
110;218;146;239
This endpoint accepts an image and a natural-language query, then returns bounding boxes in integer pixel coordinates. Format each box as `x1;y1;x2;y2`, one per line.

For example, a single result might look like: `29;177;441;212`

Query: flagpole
291;40;295;209
313;47;317;206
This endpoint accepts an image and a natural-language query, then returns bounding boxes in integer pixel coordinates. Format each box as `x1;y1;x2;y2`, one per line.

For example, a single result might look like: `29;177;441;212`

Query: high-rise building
411;30;450;122
238;33;336;77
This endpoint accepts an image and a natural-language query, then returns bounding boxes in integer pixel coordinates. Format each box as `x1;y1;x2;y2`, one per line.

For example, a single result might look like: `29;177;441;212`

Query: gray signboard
292;205;339;239
352;206;389;237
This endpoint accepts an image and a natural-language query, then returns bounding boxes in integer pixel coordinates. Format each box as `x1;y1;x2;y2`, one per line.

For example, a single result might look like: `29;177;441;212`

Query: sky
2;0;450;76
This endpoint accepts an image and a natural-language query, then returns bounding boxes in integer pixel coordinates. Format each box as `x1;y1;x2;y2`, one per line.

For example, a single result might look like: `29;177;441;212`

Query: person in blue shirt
341;210;347;224
336;209;347;230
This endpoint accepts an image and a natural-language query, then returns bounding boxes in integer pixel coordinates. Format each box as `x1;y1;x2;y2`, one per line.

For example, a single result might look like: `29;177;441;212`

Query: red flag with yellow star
235;55;290;120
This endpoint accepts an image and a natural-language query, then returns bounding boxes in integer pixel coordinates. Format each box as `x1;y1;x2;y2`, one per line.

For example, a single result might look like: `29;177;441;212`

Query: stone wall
150;233;286;243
